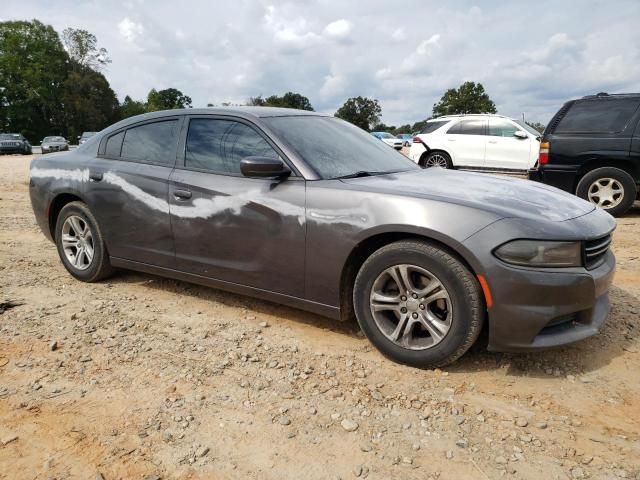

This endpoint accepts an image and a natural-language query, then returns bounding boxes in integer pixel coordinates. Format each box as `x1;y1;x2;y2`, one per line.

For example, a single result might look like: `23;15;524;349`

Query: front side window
121;120;179;165
556;99;640;134
489;119;519;137
185;118;279;175
447;119;486;135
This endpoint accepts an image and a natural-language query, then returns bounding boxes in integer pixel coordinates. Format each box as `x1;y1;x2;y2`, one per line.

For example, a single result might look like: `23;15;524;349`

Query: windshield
514;120;542;136
0;134;20;140
264;116;419;179
44;136;65;142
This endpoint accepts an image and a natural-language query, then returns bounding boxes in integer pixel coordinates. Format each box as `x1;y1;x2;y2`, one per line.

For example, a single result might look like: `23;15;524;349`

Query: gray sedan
41;136;69;154
28;107;615;367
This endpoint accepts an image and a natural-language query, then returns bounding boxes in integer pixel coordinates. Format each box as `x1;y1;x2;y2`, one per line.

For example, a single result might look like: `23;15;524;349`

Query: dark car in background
0;133;32;155
529;93;640;216
41;136;69;154
78;131;97;145
29;107;616;367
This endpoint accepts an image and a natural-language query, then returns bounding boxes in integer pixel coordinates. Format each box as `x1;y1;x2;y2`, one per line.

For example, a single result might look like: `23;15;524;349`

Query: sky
3;0;640;126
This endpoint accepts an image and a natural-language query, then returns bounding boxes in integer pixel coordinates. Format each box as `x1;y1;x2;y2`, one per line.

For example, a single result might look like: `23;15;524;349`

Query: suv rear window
555;99;640;134
421;121;448;134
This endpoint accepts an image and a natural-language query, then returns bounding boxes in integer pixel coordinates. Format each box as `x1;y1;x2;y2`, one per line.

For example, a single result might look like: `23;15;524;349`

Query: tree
393;124;412;135
0;20;69;142
247;92;314;111
410;118;432;133
147;88;192;111
120;95;147;119
432;81;496;117
335;97;382;131
525;121;546;134
61;28;110;71
371;123;396;133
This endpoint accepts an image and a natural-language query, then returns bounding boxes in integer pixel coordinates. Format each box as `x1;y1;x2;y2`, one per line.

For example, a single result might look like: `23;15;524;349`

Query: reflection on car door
445;119;487;167
169;116;306;298
485;118;532;170
85;118;182;268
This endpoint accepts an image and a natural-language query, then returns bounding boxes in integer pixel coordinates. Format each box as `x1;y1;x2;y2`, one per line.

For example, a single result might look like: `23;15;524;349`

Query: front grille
584;234;612;269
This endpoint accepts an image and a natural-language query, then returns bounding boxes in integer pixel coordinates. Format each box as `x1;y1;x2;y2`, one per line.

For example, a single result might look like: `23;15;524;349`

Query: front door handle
89;172;103;182
174;189;192;200
488;140;498;144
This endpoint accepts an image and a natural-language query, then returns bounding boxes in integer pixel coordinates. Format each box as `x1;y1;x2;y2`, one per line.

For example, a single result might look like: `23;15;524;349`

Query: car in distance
409;114;541;172
396;133;413;147
529;92;640;217
0;133;32;155
370;131;403;150
29;107;616;368
78;131;97;145
41;136;70;154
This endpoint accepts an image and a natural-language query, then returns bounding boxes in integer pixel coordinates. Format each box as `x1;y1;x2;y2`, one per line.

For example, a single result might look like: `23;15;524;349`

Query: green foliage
61;28;110;71
247;92;314;111
146;88;192;111
433;81;496;117
335;96;382;131
525;121;546;133
371;123;395;133
0;20;69;142
119;95;147;119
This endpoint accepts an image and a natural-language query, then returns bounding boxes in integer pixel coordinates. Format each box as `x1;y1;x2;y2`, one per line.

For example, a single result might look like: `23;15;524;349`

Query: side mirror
240;156;291;178
513;131;528;140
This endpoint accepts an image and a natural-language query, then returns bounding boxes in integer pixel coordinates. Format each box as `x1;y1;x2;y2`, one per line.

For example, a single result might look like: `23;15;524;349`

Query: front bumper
463;211;616;352
0;146;27;154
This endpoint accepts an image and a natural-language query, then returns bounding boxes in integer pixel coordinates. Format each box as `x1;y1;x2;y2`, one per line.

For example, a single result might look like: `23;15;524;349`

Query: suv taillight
412;136;422;143
539;142;550;165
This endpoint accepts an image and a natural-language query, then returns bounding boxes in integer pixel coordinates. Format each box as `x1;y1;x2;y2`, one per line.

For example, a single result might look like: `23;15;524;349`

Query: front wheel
353;240;484;368
576;167;637;217
422;151;452;169
55;201;114;282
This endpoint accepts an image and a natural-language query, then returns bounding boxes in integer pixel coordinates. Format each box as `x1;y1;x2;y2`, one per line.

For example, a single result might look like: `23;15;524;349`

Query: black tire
55;201;114;282
353;240;484;368
576;167;637;217
421;151;452;169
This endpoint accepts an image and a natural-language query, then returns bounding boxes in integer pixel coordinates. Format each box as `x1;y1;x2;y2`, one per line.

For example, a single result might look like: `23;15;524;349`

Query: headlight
494;240;582;267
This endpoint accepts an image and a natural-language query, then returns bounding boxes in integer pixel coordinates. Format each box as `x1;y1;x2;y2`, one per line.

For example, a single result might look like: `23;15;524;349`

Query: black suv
0;133;32;155
529;93;640;216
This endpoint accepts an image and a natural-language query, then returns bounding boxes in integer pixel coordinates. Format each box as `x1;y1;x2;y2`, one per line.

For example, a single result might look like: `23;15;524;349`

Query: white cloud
416;34;440;55
391;27;406;42
323;19;352;41
118;17;144;43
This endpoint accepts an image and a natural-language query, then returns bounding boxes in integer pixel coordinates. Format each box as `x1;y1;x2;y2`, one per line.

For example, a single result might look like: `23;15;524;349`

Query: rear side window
421;121;448;134
555;99;640;134
489;119;519;137
185;118;279;175
447;119;486;135
121;120;179;165
104;131;124;157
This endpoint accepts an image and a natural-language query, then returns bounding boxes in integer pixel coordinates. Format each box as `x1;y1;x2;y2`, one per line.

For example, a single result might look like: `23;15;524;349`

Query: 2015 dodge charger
29;108;616;367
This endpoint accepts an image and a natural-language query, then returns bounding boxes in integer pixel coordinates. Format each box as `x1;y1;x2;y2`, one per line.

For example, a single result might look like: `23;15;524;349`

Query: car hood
341;168;595;222
42;142;66;146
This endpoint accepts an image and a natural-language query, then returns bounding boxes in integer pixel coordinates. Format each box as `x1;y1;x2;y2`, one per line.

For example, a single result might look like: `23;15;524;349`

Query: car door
485;118;533;170
168;115;306;298
84;117;182;268
444;118;487;167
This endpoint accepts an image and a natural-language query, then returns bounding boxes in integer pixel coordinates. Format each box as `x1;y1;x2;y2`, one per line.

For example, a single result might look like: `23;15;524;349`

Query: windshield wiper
330;170;396;180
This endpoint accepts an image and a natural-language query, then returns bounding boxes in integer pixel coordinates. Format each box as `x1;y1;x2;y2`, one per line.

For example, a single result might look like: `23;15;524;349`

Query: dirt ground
1;154;639;480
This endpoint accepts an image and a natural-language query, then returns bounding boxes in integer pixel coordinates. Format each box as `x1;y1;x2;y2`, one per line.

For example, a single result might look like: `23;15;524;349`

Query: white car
408;114;541;172
370;131;403;150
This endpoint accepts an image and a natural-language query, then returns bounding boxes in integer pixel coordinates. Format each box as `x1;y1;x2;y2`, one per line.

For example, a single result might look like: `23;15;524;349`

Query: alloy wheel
425;154;448;168
587;178;624;209
61;215;94;271
369;264;452;350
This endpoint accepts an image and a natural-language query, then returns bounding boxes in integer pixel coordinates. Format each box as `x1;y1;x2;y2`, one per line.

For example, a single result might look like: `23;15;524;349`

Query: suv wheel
576;167;637;217
353;240;484;368
422;151;452;169
55;201;114;282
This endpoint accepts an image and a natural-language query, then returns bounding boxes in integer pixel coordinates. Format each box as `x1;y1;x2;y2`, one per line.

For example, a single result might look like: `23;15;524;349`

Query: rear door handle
173;189;192;200
89;172;103;182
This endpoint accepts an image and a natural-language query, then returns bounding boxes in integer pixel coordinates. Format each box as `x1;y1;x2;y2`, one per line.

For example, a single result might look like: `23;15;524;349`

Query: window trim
176;114;301;178
446;118;488;136
97;116;184;167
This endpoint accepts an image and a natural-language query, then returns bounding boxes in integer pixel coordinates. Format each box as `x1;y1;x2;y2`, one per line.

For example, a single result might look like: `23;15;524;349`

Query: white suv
408;114;541;172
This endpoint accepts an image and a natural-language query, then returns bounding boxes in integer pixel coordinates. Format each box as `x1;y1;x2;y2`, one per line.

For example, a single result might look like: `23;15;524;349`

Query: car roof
427;113;515;122
581;92;640;100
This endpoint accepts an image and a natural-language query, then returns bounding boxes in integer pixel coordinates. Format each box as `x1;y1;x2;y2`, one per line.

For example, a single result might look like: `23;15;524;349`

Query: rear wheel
422;151;452;169
55;201;114;282
353;240;484;368
576;167;637;217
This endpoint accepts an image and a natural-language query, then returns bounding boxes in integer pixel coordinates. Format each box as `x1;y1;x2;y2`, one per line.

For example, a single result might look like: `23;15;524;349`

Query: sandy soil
0;154;639;480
